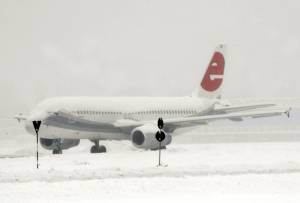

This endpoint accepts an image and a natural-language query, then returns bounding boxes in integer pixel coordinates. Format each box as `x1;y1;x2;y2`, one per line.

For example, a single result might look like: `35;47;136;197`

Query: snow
0;138;300;202
1;174;300;203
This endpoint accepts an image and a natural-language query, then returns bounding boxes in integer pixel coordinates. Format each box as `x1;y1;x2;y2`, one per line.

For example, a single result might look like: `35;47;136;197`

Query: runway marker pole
158;142;161;166
32;121;41;169
156;118;166;167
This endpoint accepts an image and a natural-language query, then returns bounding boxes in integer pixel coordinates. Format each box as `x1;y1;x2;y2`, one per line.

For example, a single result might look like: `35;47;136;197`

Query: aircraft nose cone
25;120;35;135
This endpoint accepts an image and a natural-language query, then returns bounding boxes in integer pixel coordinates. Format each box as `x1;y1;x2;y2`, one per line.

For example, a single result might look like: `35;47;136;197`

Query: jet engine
130;125;172;150
40;138;80;150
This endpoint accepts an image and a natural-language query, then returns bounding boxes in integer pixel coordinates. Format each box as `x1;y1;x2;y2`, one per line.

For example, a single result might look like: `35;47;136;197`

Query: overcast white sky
0;0;299;117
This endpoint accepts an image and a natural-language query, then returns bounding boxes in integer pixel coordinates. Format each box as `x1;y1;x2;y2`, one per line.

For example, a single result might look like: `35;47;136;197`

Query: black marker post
156;118;166;167
32;121;41;169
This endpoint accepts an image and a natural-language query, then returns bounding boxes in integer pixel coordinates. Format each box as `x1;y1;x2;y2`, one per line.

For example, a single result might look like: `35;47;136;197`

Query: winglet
14;113;27;123
285;108;292;118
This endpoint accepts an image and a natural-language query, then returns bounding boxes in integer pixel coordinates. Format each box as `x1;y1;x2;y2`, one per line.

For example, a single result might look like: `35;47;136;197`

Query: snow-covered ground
0;138;300;202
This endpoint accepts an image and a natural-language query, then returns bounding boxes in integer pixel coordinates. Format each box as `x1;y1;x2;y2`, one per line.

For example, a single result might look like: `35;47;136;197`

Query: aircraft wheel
90;145;106;153
90;145;97;153
98;145;107;153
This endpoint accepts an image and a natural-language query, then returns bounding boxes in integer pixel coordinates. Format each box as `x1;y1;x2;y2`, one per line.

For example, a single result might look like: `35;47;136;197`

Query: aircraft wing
38;107;290;134
159;108;290;131
212;103;276;114
114;107;291;132
42;110;118;133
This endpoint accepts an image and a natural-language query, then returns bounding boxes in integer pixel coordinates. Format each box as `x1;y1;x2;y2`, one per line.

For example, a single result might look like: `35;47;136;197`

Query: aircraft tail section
193;44;226;99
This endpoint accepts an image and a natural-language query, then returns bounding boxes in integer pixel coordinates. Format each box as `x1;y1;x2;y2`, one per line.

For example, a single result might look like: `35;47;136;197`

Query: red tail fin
193;44;226;99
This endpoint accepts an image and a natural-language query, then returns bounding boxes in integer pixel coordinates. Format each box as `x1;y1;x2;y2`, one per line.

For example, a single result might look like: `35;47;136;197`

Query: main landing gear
90;140;107;153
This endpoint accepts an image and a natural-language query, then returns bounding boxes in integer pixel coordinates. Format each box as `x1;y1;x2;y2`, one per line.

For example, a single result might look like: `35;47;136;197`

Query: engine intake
40;138;80;150
130;125;172;150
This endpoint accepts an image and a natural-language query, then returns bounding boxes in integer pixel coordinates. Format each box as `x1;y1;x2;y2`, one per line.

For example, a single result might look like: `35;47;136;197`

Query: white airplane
15;45;290;154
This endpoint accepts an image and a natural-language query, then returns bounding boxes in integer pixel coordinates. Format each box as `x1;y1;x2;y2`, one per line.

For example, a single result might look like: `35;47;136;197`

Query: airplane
14;44;290;154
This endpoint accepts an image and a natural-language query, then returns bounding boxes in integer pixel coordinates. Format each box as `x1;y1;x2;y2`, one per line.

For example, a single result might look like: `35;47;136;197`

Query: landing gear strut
52;139;63;154
53;148;62;154
90;140;106;153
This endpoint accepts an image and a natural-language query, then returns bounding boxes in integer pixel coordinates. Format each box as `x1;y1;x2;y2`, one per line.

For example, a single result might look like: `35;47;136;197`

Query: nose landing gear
52;139;63;154
53;148;62;154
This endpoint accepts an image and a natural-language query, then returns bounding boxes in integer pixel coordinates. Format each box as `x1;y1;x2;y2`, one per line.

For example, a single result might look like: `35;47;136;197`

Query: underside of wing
115;107;291;133
162;108;290;130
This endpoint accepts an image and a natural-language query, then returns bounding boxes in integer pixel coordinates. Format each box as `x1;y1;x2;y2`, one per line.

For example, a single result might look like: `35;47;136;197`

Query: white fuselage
25;97;216;140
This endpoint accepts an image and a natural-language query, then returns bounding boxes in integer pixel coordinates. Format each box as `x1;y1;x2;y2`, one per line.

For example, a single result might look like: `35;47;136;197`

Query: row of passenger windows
73;109;198;116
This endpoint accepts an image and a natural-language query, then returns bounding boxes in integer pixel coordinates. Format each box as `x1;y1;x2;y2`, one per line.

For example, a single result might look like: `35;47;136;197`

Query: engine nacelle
40;138;80;150
130;125;172;150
